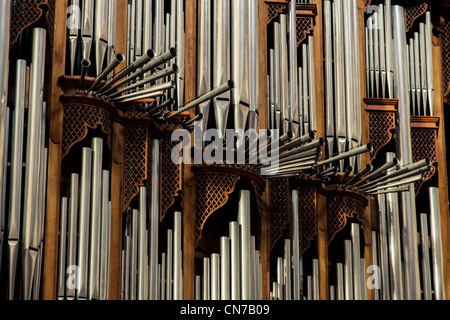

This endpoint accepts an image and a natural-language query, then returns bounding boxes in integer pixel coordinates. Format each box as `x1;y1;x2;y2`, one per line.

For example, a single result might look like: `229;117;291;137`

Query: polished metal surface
22;28;46;300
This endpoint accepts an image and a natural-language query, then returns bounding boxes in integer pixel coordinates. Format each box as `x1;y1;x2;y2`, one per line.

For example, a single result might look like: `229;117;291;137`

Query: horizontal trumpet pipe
278;131;315;153
358;165;432;192
97;48;156;93
166;80;235;120
355;158;430;190
351;157;399;187
367;186;409;195
111;80;174;102
182;113;203;127
363;175;424;194
105;64;179;99
87;53;125;92
345;164;373;186
316;144;373;168
78;59;91;93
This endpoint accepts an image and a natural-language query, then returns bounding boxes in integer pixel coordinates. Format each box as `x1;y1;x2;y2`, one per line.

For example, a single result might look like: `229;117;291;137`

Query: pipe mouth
172;64;180;73
197;113;204;120
366;142;374;152
169;47;177;57
228;80;236;89
286;130;294;140
424;157;431;166
392;157;399;166
366;164;373;171
346;166;353;172
141;102;148;110
116;53;126;63
81;59;91;68
318;137;325;146
309;131;316;139
146;49;156;59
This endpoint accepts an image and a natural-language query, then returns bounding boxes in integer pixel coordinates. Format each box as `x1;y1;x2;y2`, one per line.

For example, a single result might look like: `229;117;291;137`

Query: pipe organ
0;0;449;302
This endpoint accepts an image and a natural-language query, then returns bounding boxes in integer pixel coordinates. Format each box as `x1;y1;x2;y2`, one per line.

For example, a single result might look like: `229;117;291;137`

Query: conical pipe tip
169;47;177;57
286;130;295;140
146;49;156;60
318;137;325;147
81;59;91;68
116;53;126;63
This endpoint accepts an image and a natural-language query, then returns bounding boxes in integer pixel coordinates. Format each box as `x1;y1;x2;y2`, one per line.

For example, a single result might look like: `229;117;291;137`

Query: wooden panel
42;0;68;300
182;0;197;300
432;23;450;299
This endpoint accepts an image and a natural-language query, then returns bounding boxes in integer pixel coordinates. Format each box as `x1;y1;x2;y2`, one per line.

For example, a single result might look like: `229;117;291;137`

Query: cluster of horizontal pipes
323;0;362;173
0;28;48;300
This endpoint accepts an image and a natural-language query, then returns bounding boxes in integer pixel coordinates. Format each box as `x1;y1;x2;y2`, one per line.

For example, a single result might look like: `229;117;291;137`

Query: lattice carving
296;17;314;46
368;111;396;160
10;0;49;48
160;138;183;221
195;173;240;246
443;20;450;97
46;0;55;49
411;128;438;194
270;178;289;251
62;104;112;159
123;126;149;211
364;0;372;12
327;196;366;245
267;3;287;25
298;186;316;256
405;3;428;32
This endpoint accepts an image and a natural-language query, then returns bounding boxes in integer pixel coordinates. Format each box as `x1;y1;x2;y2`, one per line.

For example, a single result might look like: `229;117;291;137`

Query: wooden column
432;25;450;299
109;123;125;300
357;0;373;301
42;0;68;300
182;0;197;300
311;0;328;300
107;0;128;301
258;0;271;300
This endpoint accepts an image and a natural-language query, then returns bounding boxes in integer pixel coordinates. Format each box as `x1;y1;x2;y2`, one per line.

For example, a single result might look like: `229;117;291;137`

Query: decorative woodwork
405;2;428;32
443;19;450;98
265;0;288;25
326;191;368;245
364;98;398;160
160;137;183;221
192;164;266;247
269;178;290;251
295;4;317;46
10;0;55;49
411;116;439;195
297;185;317;256
123;125;149;212
62;103;113;159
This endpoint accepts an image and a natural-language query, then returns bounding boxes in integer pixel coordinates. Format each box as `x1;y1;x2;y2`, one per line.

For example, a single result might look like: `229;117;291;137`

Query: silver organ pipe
392;5;421;300
0;0;447;304
22;28;47;300
420;213;433;300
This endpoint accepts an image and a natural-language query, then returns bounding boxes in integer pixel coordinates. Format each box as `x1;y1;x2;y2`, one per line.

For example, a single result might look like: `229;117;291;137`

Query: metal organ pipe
392;6;421;299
